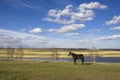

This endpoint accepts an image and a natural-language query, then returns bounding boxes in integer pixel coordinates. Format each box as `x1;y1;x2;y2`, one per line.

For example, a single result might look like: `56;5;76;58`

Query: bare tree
51;48;58;61
17;47;24;58
7;47;14;58
89;46;98;63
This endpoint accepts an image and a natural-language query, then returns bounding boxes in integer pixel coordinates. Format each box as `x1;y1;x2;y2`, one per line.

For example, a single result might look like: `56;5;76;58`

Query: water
84;57;120;63
96;57;120;63
14;57;120;63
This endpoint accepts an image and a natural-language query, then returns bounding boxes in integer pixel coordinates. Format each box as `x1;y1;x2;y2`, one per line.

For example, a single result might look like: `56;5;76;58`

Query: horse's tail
81;55;84;64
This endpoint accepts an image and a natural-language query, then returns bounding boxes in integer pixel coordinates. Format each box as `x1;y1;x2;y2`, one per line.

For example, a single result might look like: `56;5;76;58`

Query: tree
89;46;98;63
7;47;14;58
51;48;58;61
17;47;24;58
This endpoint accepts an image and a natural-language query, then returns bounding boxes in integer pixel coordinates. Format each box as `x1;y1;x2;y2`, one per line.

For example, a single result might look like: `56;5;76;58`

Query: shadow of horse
83;62;93;65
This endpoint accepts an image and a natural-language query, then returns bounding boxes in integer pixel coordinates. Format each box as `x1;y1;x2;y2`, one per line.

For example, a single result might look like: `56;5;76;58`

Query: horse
68;51;84;65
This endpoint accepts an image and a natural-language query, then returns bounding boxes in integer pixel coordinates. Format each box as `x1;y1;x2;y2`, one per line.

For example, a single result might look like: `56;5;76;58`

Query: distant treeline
99;49;120;51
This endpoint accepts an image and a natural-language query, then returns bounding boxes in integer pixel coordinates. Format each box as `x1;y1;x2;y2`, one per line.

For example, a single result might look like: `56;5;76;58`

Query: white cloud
79;34;120;44
79;2;107;9
0;29;47;48
43;2;107;35
29;27;42;33
43;4;74;24
57;24;85;33
98;35;120;40
43;2;107;24
48;24;85;33
105;15;120;25
0;29;83;48
48;5;72;17
110;26;120;30
71;9;94;21
0;29;120;48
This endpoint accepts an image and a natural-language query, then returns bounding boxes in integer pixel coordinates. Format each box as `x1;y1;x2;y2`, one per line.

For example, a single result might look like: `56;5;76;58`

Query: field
0;59;120;80
0;48;120;58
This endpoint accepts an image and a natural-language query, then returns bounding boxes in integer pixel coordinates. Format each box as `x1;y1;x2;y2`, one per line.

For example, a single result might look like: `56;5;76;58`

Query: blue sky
0;0;120;48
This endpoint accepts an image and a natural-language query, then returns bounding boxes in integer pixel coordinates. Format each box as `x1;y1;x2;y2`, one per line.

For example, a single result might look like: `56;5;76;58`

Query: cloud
43;2;107;35
71;9;94;21
110;26;120;30
29;27;42;33
43;4;74;24
48;24;85;33
105;15;120;25
43;2;107;24
0;29;83;48
79;2;107;9
0;29;47;48
96;34;120;42
0;29;120;48
79;34;120;44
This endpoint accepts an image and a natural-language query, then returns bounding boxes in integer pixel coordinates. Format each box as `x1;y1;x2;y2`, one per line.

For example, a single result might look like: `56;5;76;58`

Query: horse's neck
72;53;76;56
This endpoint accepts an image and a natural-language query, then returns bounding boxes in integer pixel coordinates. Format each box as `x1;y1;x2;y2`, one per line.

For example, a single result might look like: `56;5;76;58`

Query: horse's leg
81;59;83;65
74;59;77;65
81;58;84;65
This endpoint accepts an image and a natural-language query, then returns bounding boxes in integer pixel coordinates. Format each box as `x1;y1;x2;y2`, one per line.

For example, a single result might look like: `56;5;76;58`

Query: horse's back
79;54;84;57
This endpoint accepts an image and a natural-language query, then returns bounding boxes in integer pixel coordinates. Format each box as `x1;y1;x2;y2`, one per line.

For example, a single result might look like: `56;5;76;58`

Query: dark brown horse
68;51;84;65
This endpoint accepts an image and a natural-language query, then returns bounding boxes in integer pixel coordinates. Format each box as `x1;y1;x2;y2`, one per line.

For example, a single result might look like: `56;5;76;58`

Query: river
13;57;120;63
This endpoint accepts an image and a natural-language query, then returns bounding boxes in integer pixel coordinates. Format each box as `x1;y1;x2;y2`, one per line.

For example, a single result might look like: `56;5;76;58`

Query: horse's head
68;51;72;56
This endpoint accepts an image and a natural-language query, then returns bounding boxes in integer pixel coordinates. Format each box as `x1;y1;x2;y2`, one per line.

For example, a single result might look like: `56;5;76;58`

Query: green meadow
0;59;120;80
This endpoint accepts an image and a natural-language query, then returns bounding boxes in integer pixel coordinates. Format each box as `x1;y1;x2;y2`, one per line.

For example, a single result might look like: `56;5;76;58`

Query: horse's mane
70;52;77;55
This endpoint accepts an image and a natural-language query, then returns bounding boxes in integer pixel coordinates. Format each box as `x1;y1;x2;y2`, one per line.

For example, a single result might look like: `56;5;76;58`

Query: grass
0;59;120;80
